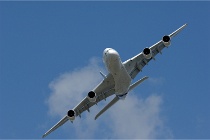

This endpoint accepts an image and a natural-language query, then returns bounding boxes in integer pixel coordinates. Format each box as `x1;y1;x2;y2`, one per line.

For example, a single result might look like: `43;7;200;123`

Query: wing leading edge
123;23;187;79
42;116;68;138
42;74;115;138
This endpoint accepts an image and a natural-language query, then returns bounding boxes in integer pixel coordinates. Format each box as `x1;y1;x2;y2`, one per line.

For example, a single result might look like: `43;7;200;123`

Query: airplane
42;23;187;138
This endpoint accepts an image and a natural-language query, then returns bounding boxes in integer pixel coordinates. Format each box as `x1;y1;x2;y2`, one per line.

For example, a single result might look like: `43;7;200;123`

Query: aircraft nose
108;49;118;56
103;48;111;56
103;48;119;62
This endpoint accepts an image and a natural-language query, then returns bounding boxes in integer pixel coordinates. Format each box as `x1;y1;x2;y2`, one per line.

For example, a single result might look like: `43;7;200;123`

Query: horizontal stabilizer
95;96;119;120
129;76;148;91
100;71;106;79
94;76;148;120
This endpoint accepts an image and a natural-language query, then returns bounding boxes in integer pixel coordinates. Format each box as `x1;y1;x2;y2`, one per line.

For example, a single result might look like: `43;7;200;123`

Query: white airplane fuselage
103;48;132;97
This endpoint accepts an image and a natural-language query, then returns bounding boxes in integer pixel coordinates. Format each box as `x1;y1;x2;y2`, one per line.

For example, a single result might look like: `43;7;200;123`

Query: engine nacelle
87;91;97;102
67;110;75;121
143;47;152;59
162;35;171;47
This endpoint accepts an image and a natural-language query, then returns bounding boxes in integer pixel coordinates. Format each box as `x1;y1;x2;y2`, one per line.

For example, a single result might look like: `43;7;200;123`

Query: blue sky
0;1;210;139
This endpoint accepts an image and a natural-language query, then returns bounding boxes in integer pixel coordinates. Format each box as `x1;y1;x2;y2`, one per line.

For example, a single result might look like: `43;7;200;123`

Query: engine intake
67;110;75;121
143;47;152;59
162;35;171;47
87;91;97;102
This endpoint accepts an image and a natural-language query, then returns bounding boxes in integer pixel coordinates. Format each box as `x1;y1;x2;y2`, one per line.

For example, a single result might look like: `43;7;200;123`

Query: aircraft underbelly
107;58;131;95
114;67;131;95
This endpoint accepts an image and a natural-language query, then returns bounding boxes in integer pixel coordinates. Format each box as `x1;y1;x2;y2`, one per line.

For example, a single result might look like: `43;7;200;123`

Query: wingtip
143;76;149;80
42;134;46;139
94;115;98;120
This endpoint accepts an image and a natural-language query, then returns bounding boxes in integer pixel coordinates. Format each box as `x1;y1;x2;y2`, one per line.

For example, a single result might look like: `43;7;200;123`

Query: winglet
42;134;47;138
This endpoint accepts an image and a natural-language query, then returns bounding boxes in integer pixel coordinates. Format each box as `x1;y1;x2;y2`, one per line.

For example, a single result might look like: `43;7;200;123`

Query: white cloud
107;93;172;138
46;57;173;139
47;57;103;117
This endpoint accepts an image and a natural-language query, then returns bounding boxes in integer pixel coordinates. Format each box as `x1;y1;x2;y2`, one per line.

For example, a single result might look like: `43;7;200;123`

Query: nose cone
109;49;119;56
103;48;120;67
103;48;119;56
103;48;112;57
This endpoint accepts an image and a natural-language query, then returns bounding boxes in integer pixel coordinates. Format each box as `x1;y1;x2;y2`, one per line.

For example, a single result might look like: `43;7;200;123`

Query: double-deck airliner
43;24;187;138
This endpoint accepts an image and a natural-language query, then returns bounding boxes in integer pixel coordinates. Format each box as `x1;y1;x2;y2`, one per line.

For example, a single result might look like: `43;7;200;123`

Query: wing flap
71;73;115;118
74;88;115;117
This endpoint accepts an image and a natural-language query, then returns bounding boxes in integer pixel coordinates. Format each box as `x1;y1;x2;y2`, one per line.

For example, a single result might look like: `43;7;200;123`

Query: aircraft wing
43;73;115;138
42;116;69;138
123;24;187;79
73;73;115;117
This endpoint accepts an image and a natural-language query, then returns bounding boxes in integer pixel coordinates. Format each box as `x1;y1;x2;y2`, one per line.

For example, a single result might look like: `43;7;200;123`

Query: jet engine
67;109;75;121
143;47;152;59
87;91;97;102
162;35;171;47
